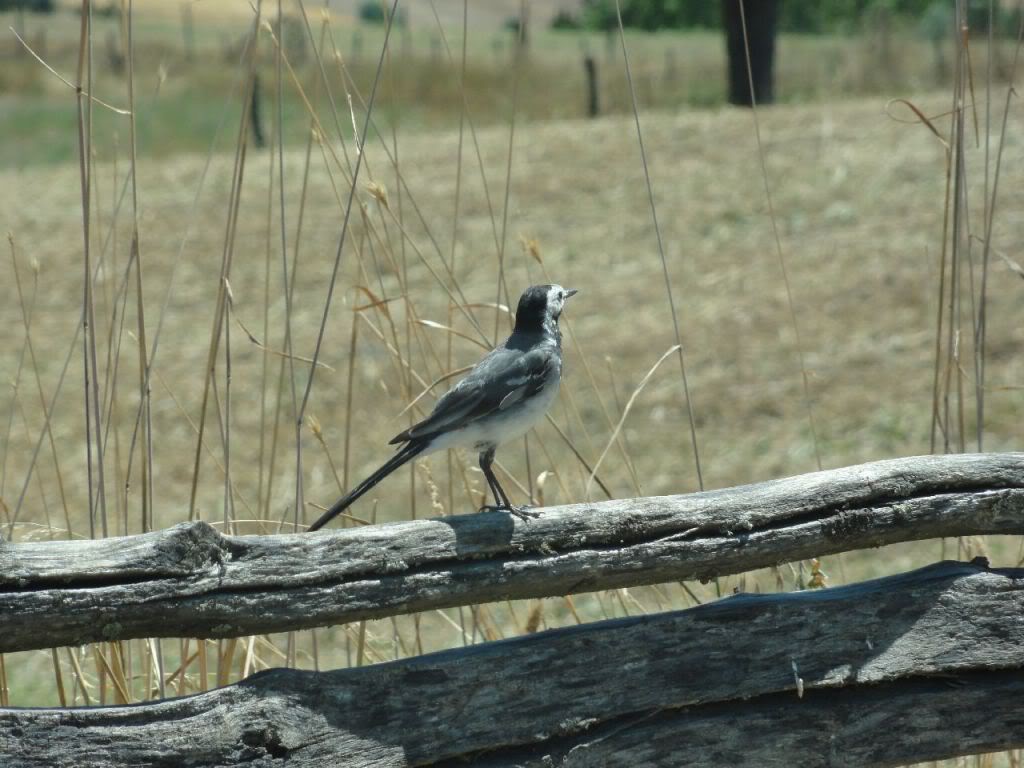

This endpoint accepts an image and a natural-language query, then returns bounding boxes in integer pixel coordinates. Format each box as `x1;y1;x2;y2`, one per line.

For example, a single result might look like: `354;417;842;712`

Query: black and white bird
308;284;577;532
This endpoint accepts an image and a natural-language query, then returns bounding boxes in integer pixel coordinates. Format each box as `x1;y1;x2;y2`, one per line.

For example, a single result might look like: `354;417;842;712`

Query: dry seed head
519;234;543;264
416;461;445;516
806;558;827;589
466;458;485;503
306;414;323;440
367;181;389;208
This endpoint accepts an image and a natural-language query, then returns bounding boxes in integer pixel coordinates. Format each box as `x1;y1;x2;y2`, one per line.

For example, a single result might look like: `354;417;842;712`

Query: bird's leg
479;448;503;507
478;448;540;521
478;447;506;509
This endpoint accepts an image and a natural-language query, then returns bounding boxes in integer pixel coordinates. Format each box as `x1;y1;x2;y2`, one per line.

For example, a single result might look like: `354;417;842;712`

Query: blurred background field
4;0;1024;166
0;4;1022;762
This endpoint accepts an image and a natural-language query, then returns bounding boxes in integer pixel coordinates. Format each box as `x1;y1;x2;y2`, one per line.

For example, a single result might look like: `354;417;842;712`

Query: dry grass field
1;4;1022;764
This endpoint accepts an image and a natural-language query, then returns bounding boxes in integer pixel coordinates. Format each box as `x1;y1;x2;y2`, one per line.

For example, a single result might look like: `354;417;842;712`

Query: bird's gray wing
389;345;554;444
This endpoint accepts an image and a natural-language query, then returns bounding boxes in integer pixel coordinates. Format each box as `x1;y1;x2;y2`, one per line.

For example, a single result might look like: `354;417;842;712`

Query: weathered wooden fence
1;453;1023;766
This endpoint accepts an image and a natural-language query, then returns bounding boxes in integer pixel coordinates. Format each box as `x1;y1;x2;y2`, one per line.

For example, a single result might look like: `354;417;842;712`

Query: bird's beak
565;288;579;298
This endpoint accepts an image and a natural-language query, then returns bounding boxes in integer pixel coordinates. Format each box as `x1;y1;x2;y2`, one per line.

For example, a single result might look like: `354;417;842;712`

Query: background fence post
250;73;265;149
584;54;599;117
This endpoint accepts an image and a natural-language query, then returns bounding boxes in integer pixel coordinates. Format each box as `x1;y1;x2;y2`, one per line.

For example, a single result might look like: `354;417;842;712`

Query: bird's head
513;284;578;333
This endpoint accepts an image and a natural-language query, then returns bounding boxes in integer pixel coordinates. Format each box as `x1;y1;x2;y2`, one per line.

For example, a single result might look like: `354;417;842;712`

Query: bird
308;284;577;532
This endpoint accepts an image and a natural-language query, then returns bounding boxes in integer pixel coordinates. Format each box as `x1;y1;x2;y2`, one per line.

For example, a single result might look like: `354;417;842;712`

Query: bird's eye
559;291;565;300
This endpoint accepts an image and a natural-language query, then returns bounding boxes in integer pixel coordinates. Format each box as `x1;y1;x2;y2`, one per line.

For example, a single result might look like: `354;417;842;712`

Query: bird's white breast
426;357;561;454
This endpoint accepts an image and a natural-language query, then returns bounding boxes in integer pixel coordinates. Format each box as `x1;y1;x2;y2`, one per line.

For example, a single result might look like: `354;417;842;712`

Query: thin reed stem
186;12;262;521
737;0;821;472
298;0;403;422
614;0;705;489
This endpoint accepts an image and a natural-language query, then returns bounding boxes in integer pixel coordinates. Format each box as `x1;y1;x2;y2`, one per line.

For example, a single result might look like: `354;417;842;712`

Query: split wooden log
1;452;1022;651
2;560;1022;767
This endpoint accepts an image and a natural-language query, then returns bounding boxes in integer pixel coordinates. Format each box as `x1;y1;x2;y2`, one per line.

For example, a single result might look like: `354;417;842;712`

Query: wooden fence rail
2;560;1022;767
1;453;1022;652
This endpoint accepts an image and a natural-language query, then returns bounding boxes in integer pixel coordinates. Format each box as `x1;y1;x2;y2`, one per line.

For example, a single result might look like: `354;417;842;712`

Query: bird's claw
479;504;540;522
509;505;541;521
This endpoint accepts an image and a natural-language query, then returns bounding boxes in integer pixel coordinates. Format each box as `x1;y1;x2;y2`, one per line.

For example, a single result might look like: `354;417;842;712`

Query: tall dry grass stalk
613;0;705;491
929;1;1021;461
737;0;823;473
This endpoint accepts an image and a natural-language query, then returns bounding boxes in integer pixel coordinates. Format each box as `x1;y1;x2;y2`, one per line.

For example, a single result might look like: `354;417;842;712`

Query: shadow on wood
2;561;1022;767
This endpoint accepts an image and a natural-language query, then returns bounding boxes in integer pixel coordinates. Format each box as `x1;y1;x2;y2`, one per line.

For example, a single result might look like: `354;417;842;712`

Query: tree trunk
723;0;778;106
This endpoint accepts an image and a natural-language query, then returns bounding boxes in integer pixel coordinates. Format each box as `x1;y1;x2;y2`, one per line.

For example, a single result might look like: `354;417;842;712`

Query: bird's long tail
308;441;428;532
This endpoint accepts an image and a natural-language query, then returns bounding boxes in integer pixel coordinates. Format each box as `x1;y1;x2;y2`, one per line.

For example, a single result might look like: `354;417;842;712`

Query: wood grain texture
2;561;1022;767
2;452;1022;651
